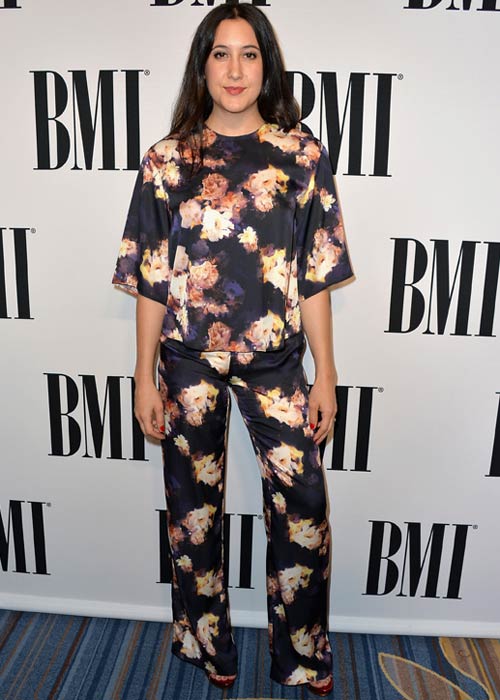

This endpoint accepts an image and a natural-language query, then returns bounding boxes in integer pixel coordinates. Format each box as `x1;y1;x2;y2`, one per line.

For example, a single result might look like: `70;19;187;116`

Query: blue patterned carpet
0;609;499;699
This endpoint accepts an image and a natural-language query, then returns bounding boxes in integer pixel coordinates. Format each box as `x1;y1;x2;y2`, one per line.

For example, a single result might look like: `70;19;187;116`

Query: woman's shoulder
136;132;185;176
148;132;182;161
258;122;323;168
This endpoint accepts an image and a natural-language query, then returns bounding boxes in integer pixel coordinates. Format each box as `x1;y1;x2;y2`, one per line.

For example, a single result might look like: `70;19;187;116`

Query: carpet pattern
0;609;499;699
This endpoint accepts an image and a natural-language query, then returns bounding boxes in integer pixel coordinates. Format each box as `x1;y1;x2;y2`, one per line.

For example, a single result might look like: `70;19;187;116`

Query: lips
225;87;245;95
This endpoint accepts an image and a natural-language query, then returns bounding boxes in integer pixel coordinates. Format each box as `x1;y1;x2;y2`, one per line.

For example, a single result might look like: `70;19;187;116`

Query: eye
244;51;258;59
212;50;227;59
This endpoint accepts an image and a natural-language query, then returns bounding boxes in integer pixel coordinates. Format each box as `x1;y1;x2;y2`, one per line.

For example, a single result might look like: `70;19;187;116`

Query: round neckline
203;122;269;139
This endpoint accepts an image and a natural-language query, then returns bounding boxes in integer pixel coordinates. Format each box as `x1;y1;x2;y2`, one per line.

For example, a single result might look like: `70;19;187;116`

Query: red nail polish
159;425;165;433
310;423;315;429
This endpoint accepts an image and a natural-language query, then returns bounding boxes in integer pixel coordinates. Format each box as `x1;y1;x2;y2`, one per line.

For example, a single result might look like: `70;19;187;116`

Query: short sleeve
112;151;170;305
295;142;353;300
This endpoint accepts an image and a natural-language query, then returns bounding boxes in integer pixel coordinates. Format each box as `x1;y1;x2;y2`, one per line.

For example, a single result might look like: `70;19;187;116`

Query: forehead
212;18;259;47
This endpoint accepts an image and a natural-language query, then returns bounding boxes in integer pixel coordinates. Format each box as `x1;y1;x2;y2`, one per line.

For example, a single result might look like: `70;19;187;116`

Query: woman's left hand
308;378;337;444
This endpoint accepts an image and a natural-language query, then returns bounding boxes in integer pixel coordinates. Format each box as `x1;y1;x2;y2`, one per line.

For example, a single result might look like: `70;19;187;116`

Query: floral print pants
158;330;333;686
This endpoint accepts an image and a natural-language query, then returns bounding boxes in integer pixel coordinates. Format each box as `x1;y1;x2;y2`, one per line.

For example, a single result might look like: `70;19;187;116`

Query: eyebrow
211;44;261;50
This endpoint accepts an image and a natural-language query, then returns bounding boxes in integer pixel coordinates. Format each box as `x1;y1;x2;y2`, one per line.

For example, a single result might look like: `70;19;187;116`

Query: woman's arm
134;293;166;440
299;288;338;444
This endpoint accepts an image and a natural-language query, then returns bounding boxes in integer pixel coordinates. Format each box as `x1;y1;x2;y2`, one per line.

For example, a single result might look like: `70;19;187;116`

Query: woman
113;2;353;695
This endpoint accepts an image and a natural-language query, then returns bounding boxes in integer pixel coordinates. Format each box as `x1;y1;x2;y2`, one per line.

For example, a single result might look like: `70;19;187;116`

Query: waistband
162;330;305;357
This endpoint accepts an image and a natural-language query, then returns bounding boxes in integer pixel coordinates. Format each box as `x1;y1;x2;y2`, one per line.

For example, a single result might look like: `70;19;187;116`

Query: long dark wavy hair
169;2;301;171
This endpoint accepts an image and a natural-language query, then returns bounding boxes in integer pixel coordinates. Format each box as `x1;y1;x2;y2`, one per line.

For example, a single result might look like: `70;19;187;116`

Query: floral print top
112;122;353;352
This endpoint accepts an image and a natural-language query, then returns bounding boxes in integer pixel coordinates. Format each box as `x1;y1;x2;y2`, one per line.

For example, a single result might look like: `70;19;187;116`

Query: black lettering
226;513;257;589
80;375;125;459
488;392;500;477
477;0;500;9
123;70;141;170
386;238;428;333
329;385;349;470
355;387;376;470
150;0;184;5
477;242;500;337
45;373;81;456
0;501;48;574
424;240;478;336
71;70;117;170
0;228;6;318
236;513;255;589
371;73;395;177
325;386;377;471
445;524;471;599
0;501;26;572
29;501;49;575
32;71;71;170
319;71;368;176
387;238;498;335
405;0;448;6
447;0;474;7
0;227;33;319
405;0;499;9
398;522;446;598
365;520;402;595
130;377;147;461
33;70;142;170
13;227;32;319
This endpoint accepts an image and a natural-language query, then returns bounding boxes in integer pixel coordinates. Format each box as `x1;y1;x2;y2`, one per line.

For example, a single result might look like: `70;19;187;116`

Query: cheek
252;63;264;88
204;66;214;83
204;70;221;98
204;60;219;85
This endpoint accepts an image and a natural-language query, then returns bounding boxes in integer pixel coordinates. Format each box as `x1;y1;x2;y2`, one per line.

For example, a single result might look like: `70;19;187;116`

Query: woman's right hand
134;379;166;440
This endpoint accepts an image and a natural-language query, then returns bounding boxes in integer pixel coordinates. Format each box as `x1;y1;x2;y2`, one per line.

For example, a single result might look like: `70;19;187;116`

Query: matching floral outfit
112;121;353;685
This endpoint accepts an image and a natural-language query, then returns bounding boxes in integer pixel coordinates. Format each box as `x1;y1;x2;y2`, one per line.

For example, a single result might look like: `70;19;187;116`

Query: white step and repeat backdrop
1;0;499;637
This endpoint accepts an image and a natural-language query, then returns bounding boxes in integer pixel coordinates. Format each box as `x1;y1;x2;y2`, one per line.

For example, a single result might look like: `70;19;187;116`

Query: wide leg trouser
157;330;333;686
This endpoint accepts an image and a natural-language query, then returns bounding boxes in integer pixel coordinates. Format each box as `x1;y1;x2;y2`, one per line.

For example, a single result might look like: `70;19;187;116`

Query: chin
218;96;259;112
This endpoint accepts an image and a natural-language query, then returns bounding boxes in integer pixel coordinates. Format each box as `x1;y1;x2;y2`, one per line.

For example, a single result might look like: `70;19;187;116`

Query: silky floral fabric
113;122;353;351
159;331;333;685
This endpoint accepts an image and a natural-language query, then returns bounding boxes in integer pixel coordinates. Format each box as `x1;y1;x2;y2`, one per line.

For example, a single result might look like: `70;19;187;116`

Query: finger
152;406;166;440
314;425;332;444
309;402;319;430
313;412;334;444
313;426;328;444
144;417;156;438
138;411;159;439
134;412;147;437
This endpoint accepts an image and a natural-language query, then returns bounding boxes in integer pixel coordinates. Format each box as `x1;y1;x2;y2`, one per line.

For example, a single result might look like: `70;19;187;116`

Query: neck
205;110;265;137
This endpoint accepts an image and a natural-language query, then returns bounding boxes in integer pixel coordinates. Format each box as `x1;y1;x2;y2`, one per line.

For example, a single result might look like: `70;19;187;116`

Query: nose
227;54;243;80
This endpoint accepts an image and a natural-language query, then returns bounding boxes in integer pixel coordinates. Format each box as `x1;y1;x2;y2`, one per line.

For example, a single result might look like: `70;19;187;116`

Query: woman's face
204;18;264;122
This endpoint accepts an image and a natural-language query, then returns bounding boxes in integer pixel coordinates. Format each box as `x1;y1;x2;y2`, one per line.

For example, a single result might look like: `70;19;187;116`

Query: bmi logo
158;511;260;588
387;238;500;336
45;374;146;460
0;227;34;320
32;70;144;170
0;500;49;575
289;72;397;177
405;0;499;10
365;520;475;599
